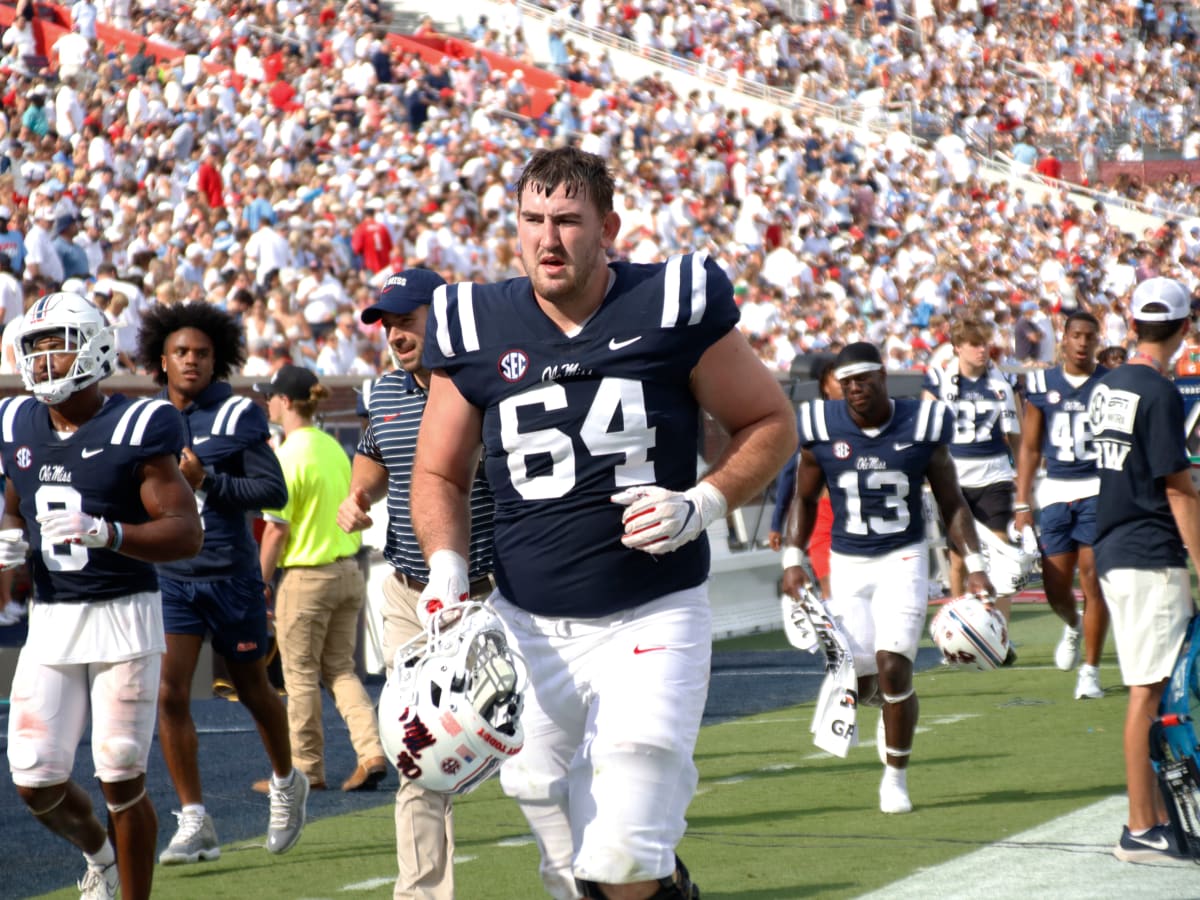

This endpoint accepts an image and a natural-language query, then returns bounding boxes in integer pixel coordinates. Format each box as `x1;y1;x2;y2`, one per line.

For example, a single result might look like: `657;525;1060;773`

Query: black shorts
961;482;1015;532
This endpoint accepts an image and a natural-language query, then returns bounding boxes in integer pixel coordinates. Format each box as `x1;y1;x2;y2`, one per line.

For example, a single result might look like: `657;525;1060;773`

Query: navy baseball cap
253;364;318;400
360;268;446;324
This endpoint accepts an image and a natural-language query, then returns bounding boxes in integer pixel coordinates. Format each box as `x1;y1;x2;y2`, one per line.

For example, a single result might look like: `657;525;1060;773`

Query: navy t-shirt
1092;363;1189;573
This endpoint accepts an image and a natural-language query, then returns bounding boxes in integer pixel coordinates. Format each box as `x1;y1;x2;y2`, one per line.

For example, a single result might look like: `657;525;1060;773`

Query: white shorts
1100;567;1193;686
828;543;929;674
7;650;162;787
494;586;711;899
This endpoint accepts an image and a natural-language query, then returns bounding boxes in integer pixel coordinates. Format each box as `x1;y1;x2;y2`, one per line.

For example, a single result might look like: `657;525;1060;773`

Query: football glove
37;510;113;548
611;481;727;555
417;549;470;629
0;528;29;571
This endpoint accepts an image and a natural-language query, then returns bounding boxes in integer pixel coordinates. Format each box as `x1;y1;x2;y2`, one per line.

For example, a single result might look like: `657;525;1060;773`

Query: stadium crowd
0;0;1194;389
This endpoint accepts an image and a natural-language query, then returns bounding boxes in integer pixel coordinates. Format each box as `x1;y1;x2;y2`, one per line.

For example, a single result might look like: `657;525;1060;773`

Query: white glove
417;549;470;629
37;510;113;548
611;481;727;555
0;528;29;571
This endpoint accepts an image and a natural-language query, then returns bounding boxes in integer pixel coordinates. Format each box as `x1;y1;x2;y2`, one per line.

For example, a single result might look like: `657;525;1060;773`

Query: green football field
43;605;1132;899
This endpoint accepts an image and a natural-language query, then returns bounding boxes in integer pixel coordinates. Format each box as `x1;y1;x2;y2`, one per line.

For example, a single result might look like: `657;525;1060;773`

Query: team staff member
412;148;795;900
136;303;308;864
1092;277;1199;865
3;293;203;900
337;268;495;900
255;365;387;794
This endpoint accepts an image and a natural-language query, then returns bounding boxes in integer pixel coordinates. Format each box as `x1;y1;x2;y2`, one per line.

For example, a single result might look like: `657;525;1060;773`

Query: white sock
882;765;908;789
182;803;206;817
272;770;295;788
84;839;116;868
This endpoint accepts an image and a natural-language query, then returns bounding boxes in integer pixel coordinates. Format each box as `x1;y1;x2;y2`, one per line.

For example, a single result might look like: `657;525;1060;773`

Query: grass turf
40;604;1127;899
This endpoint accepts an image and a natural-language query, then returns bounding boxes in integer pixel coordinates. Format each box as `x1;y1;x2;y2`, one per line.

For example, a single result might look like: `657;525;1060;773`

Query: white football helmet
378;602;526;795
929;594;1010;671
974;518;1039;596
16;292;117;405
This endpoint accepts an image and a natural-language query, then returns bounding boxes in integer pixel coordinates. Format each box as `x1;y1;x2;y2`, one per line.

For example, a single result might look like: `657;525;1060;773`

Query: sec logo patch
833;440;851;459
498;350;529;383
15;446;31;469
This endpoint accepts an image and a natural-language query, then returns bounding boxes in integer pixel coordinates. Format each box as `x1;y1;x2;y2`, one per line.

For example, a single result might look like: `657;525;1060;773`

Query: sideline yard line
859;795;1200;900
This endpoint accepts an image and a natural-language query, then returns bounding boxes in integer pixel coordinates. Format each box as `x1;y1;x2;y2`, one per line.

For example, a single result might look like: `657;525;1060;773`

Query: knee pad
95;737;142;777
577;855;700;899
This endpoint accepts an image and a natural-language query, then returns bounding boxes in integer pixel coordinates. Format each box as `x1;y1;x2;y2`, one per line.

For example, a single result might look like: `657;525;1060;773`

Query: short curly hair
136;302;246;386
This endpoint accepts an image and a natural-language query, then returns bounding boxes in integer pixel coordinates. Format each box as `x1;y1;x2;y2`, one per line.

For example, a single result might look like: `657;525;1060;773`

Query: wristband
781;545;808;570
1013;503;1031;513
963;551;987;574
107;521;123;552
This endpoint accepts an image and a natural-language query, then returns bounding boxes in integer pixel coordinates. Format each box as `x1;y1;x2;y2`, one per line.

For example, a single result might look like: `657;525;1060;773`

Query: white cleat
1075;664;1103;700
1055;623;1082;671
77;860;118;900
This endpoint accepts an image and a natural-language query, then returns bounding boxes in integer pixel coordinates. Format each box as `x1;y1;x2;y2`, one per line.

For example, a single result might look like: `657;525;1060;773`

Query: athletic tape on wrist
781;545;808;570
963;552;987;574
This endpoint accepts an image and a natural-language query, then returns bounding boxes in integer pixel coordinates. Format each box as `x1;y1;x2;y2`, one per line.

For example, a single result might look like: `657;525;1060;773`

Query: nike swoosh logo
633;645;668;655
81;448;104;458
609;336;643;351
193;436;211;444
893;442;914;451
1131;833;1170;850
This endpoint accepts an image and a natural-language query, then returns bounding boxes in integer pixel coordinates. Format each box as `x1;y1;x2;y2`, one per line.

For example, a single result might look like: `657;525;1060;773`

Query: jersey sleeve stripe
916;398;933;440
433;283;455;359
110;397;150;444
799;401;813;443
212;396;251;435
812;400;830;441
0;395;30;443
688;251;709;325
661;254;683;328
128;398;173;446
458;282;480;353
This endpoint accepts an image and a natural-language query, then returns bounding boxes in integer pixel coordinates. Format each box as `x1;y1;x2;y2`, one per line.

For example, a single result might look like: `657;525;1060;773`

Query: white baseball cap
1131;277;1191;322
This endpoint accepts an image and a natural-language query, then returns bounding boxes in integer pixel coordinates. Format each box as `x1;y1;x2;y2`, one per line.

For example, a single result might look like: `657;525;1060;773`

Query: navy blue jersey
1093;364;1189;574
157;381;287;582
923;361;1018;460
357;369;494;579
799;397;953;555
0;394;185;603
1024;366;1107;480
423;252;738;618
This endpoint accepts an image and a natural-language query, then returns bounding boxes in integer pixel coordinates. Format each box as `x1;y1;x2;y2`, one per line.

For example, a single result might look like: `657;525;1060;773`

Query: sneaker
77;861;119;899
879;770;913;814
1055;623;1082;671
159;809;220;865
1113;824;1190;864
266;769;309;854
1075;664;1104;700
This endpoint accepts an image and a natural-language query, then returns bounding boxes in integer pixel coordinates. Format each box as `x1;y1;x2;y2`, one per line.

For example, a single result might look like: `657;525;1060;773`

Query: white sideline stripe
860;795;1200;900
341;877;395;891
496;836;537;847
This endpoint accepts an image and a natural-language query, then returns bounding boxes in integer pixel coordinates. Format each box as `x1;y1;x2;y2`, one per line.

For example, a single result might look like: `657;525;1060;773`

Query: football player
1015;310;1111;700
921;313;1021;622
782;341;996;815
410;147;797;900
2;293;203;900
135;303;306;865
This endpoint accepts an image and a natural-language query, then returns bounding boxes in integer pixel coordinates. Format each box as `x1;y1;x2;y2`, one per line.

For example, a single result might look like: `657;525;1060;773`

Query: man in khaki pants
256;365;387;793
337;269;495;899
